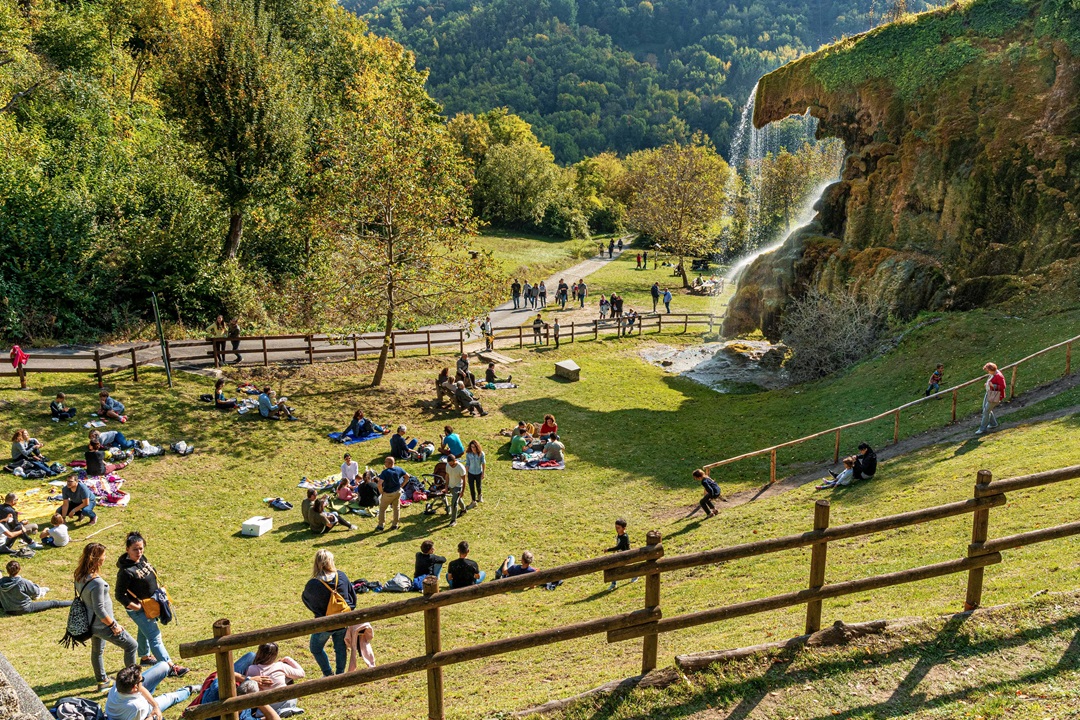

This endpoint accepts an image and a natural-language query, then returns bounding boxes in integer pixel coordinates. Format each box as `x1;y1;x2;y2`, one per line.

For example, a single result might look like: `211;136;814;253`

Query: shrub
781;289;888;382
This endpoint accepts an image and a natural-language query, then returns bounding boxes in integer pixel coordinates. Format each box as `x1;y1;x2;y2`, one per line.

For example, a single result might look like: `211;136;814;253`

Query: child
924;364;944;397
694;469;723;517
604;519;637;591
817;456;855;490
245;642;306;718
98;390;127;422
50;393;76;420
40;514;69;547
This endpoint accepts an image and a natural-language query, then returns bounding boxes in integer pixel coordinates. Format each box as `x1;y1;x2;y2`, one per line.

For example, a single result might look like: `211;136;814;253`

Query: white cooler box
241;516;273;537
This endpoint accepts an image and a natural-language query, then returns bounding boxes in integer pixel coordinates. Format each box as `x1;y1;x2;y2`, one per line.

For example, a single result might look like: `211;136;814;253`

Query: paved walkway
9;237;634;378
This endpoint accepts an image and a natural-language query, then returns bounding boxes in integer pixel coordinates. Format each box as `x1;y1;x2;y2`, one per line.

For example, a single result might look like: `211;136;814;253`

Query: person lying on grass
341;409;391;440
98;390;127;422
495;550;537;580
485;362;512;385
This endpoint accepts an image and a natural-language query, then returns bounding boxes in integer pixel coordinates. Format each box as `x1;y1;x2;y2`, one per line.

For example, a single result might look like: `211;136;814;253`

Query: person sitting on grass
51;393;76;420
0;560;72;614
258;387;297;421
0;518;40;555
335;477;357;503
214;378;237;410
307;497;355;534
538;414;558;440
456;353;476;388
485;362;512;385
447;540;485;589
509;424;532;456
454;382;488;417
10;429;50;476
105;664;200;720
414;540;446;582
341;410;390;440
40;514;69;547
495;550;537;579
817;456;856;490
694;468;723;517
85;440;125;477
439;426;466;457
390;425;423;461
58;475;96;525
98;390;127;422
436;368;455;407
245;642;306;719
542;434;565;463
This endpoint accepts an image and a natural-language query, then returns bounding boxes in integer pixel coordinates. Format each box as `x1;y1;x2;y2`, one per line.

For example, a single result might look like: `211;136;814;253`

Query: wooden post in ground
306;335;313;364
570;322;575;343
422;576;444;720
426;331;432;356
594;320;598;341
391;333;397;359
518;326;523;349
1067;342;1072;375
212;619;239;720
965;469;994;611
683;315;688;333
458;330;464;355
353;334;358;361
951;388;957;423
770;448;777;484
658;314;662;333
834;430;841;463
1010;366;1017;400
805;500;831;634
641;530;663;674
94;349;103;389
262;338;268;367
130;348;139;382
893;409;900;444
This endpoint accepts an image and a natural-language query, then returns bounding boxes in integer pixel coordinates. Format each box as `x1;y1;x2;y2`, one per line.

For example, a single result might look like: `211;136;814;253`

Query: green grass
2;302;1079;719
468;230;585;281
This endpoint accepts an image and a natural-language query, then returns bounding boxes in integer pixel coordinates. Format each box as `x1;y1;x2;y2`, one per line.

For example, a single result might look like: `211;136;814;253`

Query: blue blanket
328;431;383;445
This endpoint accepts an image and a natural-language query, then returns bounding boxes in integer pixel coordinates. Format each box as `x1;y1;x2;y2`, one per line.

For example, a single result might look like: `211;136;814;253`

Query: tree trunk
222;212;243;260
679;254;690;289
372;232;395;387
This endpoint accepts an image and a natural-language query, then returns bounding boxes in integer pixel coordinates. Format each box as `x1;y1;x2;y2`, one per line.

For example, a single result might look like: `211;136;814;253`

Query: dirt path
706;371;1080;511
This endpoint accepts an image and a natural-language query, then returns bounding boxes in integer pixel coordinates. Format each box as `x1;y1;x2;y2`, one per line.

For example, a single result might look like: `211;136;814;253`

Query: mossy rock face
728;0;1080;336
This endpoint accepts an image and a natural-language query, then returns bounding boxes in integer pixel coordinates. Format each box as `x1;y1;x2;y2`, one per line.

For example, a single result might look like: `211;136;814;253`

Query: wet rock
641;341;790;393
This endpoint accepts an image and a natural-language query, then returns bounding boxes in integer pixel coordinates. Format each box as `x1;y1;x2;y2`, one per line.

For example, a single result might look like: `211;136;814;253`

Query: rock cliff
724;0;1080;339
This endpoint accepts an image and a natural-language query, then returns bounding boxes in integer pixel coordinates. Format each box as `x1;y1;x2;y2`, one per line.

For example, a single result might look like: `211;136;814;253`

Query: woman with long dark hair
465;440;486;509
74;542;138;691
116;531;188;677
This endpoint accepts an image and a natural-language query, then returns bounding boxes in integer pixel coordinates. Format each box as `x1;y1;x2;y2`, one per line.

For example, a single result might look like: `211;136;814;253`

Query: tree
166;0;308;260
624;138;731;287
323;65;501;387
474;141;561;227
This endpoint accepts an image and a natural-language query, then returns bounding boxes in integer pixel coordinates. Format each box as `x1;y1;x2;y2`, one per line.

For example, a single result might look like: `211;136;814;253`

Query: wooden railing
179;463;1080;720
2;314;722;386
704;332;1079;484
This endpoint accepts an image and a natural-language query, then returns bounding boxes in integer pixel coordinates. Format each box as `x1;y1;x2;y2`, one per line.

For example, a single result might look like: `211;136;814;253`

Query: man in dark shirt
511;279;522;309
389;425;420;461
0;493;19;526
651;282;660;312
447;540;485;589
496;550;537;579
604;518;635;591
376;457;407;531
414;540;447;580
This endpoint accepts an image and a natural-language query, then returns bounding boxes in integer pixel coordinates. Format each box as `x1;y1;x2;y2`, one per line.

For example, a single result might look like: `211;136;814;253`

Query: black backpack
60;586;94;649
52;697;104;720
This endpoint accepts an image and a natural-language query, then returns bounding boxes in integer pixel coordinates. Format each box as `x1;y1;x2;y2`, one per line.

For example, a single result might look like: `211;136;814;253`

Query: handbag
320;575;351;615
130;588;163;620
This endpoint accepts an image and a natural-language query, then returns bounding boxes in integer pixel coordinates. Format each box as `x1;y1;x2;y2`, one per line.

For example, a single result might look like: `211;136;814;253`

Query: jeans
309;628;348;676
58;495;96;522
979;394;1001;432
450;487;466;523
580;295;585;307
665;301;671;313
512;294;520;309
539;293;546;307
110;432;135;450
202;652;255;705
53;408;77;420
7;599;72;614
700;496;716;514
467;472;482;503
127;607;171;663
90;625;138;682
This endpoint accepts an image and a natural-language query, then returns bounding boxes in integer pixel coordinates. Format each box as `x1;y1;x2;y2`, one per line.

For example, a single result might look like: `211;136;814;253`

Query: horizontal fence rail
181;464;1080;720
704;332;1080;484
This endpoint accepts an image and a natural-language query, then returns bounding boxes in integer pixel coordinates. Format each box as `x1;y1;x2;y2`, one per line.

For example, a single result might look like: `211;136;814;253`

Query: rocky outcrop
725;0;1080;338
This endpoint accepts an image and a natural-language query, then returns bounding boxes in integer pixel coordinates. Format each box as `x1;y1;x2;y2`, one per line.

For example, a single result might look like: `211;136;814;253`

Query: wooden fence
178;463;1080;720
704;332;1079;485
2;313;722;387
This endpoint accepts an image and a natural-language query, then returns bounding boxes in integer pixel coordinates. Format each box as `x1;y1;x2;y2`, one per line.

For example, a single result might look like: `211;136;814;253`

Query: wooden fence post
805;500;831;633
458;329;464;355
212;619;239;720
951;388;958;423
130;348;139;382
262;338;268;367
770;448;777;485
1067;342;1072;375
306;335;314;364
834;430;841;463
545;325;550;346
518;326;523;349
391;332;397;359
1010;366;1017;400
683;315;688;334
570;322;575;343
893;409;900;444
658;314;662;333
641;530;663;674
426;331;432;356
94;350;103;389
708;315;714;334
593;320;598;341
965;469;994;611
353;334;359;362
422;576;444;720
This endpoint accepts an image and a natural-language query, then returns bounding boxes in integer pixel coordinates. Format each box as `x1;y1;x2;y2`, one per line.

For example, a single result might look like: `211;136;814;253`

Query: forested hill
346;0;943;162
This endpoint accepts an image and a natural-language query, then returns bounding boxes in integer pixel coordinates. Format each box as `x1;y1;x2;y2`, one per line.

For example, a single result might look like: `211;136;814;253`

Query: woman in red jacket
977;362;1006;435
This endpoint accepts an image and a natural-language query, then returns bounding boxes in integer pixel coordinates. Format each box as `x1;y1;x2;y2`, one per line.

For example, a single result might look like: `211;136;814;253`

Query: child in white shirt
40;514;69;547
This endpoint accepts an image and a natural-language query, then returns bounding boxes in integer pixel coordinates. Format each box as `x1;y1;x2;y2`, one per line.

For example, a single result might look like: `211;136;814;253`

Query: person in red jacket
9;345;27;390
976;362;1007;435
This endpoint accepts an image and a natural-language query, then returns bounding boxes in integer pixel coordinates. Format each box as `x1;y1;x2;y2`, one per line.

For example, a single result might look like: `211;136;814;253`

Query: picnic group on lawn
3;337;1011;716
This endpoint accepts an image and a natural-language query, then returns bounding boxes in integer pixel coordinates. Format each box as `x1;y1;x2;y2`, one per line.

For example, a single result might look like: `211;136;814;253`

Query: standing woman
465;440;486;509
115;531;189;677
74;543;138;691
9;345;28;390
976;362;1007;435
228;317;243;364
301;550;356;676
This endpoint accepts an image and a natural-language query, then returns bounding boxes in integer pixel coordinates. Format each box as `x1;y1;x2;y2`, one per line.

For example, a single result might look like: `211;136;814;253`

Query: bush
781;289;887;382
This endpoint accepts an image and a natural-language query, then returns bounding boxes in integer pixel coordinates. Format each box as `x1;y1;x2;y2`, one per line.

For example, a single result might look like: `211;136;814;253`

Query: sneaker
168;665;190;678
828;470;839;479
97;678;113;692
449;521;457;527
140;656;156;666
507;375;512;382
27;542;44;550
182;684;201;696
477;496;484;503
389;524;399;530
631;576;639;583
466;502;477;510
974;429;984;435
88;517;98;526
119;416;127;423
480;411;489;416
607;581;617;591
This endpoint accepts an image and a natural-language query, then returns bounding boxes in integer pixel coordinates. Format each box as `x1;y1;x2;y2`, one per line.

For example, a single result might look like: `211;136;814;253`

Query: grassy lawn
468;229;588;281
1;301;1078;719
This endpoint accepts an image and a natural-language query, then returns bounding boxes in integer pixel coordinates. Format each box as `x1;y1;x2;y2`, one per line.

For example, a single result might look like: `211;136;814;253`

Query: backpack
51;697;104;720
320;574;351;615
703;478;722;499
383;573;412;593
60;586;94;649
410;575;426;592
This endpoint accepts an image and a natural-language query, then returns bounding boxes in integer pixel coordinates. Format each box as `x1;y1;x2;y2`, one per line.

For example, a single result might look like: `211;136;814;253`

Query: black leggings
467;473;482;503
53;408;77;420
700;495;716;514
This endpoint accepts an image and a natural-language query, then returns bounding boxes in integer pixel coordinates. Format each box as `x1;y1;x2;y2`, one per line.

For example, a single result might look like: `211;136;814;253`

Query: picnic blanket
490;383;518;390
80;473;129;507
511;451;565;471
328;431;383;445
298;473;341;491
10;488;57;522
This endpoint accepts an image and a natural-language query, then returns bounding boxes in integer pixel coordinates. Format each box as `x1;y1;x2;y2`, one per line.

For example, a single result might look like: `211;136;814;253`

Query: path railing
179;463;1080;720
704;332;1079;485
2;313;722;386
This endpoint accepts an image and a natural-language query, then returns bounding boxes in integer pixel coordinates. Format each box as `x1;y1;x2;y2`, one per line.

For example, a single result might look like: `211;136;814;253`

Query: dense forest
347;0;944;162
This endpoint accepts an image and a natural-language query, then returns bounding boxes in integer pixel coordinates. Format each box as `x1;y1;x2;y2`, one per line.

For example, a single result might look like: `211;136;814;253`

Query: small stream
641;340;790;393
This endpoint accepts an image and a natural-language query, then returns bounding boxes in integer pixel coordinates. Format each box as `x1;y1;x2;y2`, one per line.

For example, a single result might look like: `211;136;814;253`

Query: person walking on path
636;253;642;269
538;281;547;308
511;279;521;310
617;238;624;252
532;314;544;345
73;542;139;691
9;345;28;390
578;279;587;307
116;531;188;677
557;279;568;309
663;288;672;313
650;283;660;313
977;362;1007;435
522;281;532;309
608;240;614;258
694;469;723;517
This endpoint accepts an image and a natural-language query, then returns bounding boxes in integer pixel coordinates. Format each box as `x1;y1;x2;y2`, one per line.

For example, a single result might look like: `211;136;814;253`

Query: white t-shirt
105;687;151;720
445;462;467;489
46;524;69;547
341;461;359;482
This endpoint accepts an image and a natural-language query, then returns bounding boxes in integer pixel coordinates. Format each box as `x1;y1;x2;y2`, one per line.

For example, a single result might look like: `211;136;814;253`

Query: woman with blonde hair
977;362;1007;435
300;550;356;676
74;542;138;691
